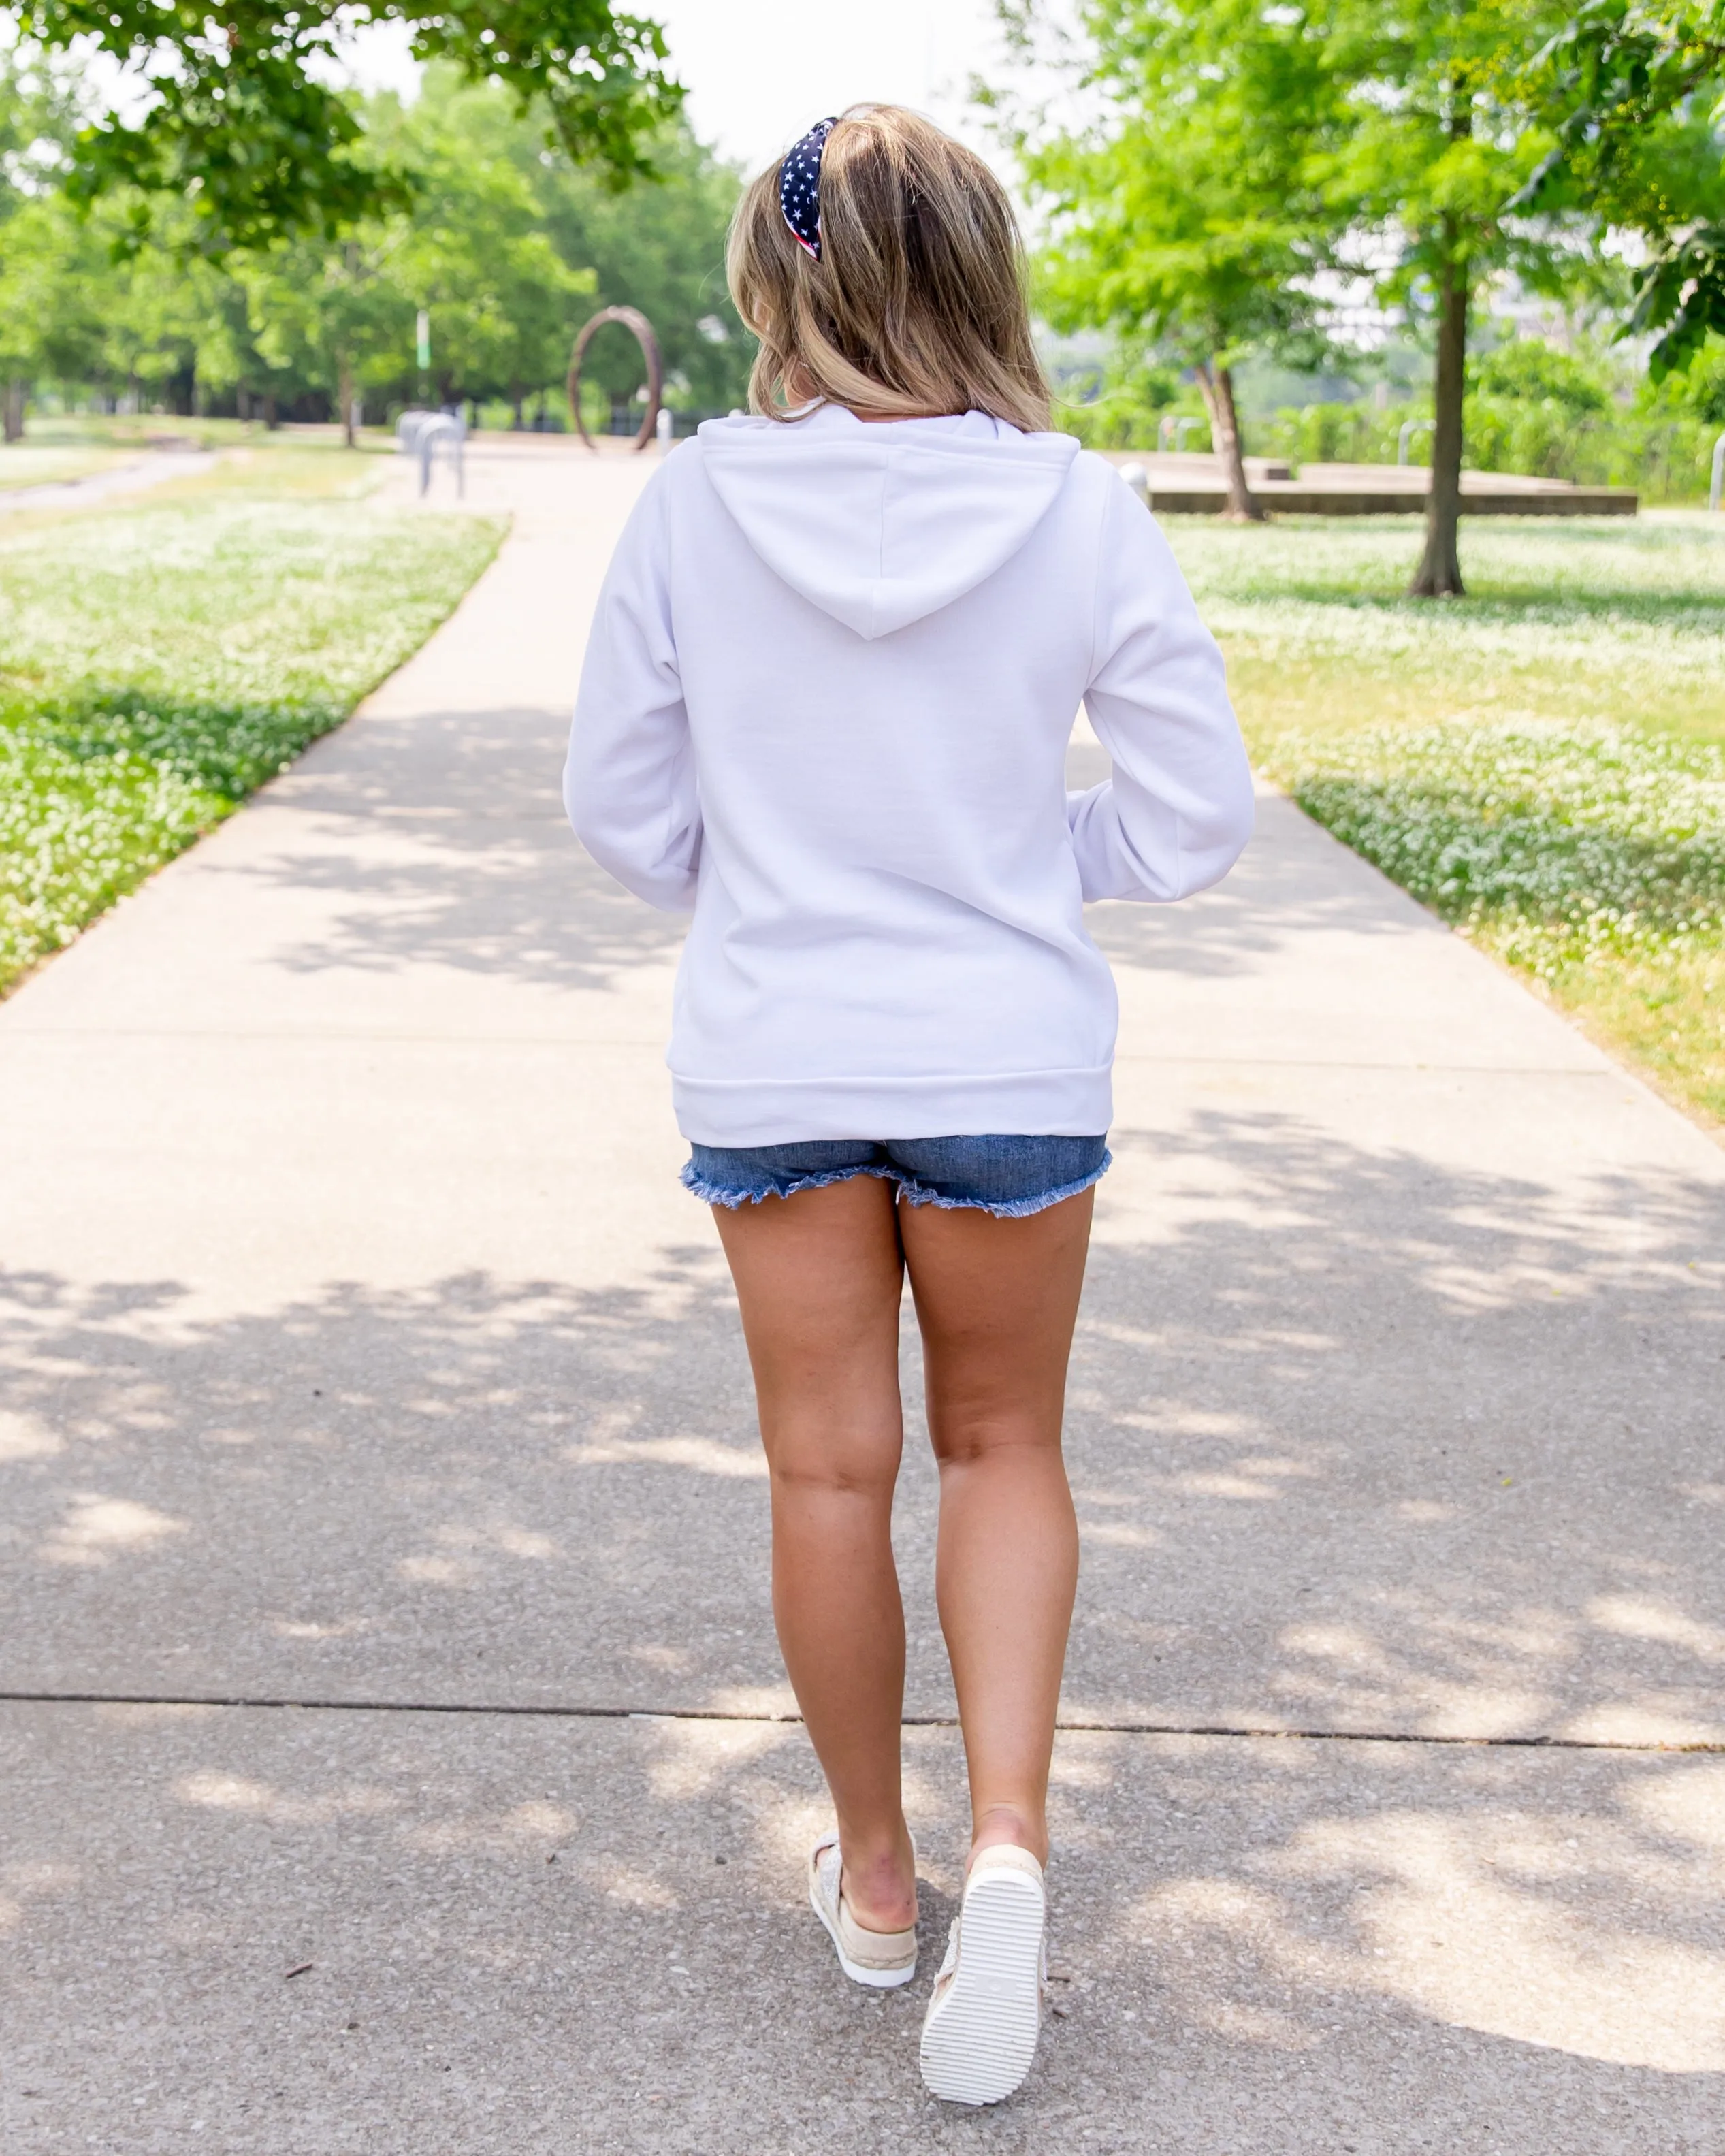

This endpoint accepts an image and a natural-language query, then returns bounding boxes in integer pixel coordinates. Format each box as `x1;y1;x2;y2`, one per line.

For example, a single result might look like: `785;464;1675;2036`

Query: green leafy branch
18;0;682;251
1511;1;1725;374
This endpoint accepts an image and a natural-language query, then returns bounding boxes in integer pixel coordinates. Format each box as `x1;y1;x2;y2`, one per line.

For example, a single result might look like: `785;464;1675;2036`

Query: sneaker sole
919;1870;1044;2104
809;1874;918;1989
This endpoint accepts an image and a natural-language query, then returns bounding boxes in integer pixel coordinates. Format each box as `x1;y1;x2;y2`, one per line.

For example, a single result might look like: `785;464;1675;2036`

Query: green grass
1161;513;1725;1131
0;458;501;993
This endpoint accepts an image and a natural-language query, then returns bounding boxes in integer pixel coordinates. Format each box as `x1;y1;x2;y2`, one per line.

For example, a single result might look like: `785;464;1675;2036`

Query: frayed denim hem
894;1148;1112;1219
679;1161;901;1210
681;1150;1112;1218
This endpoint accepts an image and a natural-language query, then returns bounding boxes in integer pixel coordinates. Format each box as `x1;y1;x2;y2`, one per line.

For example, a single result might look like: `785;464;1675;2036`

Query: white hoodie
565;406;1253;1146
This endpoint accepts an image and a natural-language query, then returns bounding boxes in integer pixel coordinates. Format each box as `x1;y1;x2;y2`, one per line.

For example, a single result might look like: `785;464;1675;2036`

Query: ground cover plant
0;453;500;993
1161;514;1725;1129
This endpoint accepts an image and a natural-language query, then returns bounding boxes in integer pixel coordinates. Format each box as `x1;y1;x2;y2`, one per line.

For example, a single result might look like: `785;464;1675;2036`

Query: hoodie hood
697;406;1080;641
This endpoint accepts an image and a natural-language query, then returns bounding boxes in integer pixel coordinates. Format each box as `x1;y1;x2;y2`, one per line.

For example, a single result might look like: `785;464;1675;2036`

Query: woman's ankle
969;1802;1046;1869
839;1820;918;1931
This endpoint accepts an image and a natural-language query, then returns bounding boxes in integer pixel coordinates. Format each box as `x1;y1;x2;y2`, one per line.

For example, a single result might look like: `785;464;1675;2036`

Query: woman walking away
565;105;1253;2107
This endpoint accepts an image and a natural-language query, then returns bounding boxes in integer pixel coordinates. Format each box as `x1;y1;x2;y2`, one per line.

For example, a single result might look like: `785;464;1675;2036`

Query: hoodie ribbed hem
670;1065;1115;1148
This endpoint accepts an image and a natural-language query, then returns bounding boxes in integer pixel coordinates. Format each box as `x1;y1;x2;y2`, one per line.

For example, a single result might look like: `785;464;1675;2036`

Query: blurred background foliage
1048;329;1725;504
0;51;750;435
0;7;1721;485
1003;0;1725;552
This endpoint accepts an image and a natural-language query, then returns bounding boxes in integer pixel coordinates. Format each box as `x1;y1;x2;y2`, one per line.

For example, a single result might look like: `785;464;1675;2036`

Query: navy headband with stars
780;117;837;261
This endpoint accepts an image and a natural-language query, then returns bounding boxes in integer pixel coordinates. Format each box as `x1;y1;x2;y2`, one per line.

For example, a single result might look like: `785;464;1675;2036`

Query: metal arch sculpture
568;305;663;453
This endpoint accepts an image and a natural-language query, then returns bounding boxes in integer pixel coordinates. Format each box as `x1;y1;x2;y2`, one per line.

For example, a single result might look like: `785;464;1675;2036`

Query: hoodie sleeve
564;464;702;912
1066;470;1255;904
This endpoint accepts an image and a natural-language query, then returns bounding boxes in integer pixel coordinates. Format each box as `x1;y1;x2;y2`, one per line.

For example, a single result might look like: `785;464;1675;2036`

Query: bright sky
651;0;1014;174
344;1;1029;178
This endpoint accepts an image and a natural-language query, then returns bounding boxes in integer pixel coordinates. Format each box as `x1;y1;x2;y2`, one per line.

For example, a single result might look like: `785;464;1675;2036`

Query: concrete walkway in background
0;445;221;517
2;441;1721;2153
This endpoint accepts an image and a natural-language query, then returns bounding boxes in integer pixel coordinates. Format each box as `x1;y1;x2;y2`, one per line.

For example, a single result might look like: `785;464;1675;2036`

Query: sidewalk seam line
0;1691;1713;1752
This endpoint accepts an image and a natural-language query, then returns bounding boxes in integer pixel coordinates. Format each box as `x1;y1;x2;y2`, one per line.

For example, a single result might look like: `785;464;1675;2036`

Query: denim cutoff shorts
681;1134;1110;1219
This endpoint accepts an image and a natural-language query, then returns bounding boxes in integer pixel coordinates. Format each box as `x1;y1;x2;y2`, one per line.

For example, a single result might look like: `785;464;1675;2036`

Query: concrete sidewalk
0;446;221;518
2;443;1721;2152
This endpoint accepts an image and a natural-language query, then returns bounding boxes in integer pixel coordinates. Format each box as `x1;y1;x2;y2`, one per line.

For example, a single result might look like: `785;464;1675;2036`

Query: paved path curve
1;443;1720;2152
0;446;220;517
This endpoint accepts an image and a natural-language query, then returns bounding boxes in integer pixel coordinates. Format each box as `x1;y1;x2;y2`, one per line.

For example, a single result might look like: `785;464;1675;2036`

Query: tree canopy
0;52;749;432
17;0;681;250
1319;0;1579;592
1512;0;1725;376
1004;0;1725;595
1011;0;1342;517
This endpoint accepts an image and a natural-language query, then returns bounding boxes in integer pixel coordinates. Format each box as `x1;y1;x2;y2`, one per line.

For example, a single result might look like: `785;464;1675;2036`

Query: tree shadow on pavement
1;1106;1718;1743
3;1104;1723;2146
1065;1107;1725;1743
240;822;688;993
1066;750;1429;984
216;703;690;993
1;1705;1720;2155
233;738;1407;999
0;1249;778;1711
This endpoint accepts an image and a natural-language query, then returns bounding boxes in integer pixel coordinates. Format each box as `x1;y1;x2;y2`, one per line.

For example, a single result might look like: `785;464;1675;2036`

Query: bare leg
898;1190;1091;1867
712;1176;917;1930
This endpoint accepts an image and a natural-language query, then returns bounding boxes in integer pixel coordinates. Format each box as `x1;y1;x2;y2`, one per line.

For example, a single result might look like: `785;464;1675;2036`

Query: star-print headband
780;117;837;261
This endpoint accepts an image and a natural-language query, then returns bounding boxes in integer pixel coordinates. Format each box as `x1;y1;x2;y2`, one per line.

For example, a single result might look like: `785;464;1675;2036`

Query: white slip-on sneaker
918;1845;1046;2106
808;1831;918;1989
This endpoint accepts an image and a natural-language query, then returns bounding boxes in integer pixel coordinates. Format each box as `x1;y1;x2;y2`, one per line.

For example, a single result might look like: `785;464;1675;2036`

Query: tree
531;119;749;418
237;78;598;438
0;50;106;436
1512;1;1725;379
999;0;1342;519
242;229;411;445
18;0;681;251
99;218;254;413
1007;0;1704;595
0;45;743;434
1312;0;1580;596
373;76;598;418
0;192;107;434
1317;0;1724;593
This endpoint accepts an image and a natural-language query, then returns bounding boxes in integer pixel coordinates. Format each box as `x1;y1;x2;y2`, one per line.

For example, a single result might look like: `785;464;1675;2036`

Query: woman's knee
926;1409;1064;1471
765;1423;903;1500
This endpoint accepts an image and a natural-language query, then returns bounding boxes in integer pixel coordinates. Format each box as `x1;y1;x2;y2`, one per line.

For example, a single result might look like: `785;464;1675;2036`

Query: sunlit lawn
0;441;501;994
1161;512;1725;1131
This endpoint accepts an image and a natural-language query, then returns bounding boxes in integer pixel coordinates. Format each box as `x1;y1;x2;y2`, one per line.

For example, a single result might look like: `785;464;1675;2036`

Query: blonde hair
726;105;1052;434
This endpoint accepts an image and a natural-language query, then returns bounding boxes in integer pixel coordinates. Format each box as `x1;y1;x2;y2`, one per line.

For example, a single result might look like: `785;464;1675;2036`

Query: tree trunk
264;391;279;430
511;385;524;431
338;352;356;449
1410;229;1469;598
1195;361;1262;522
2;382;24;443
